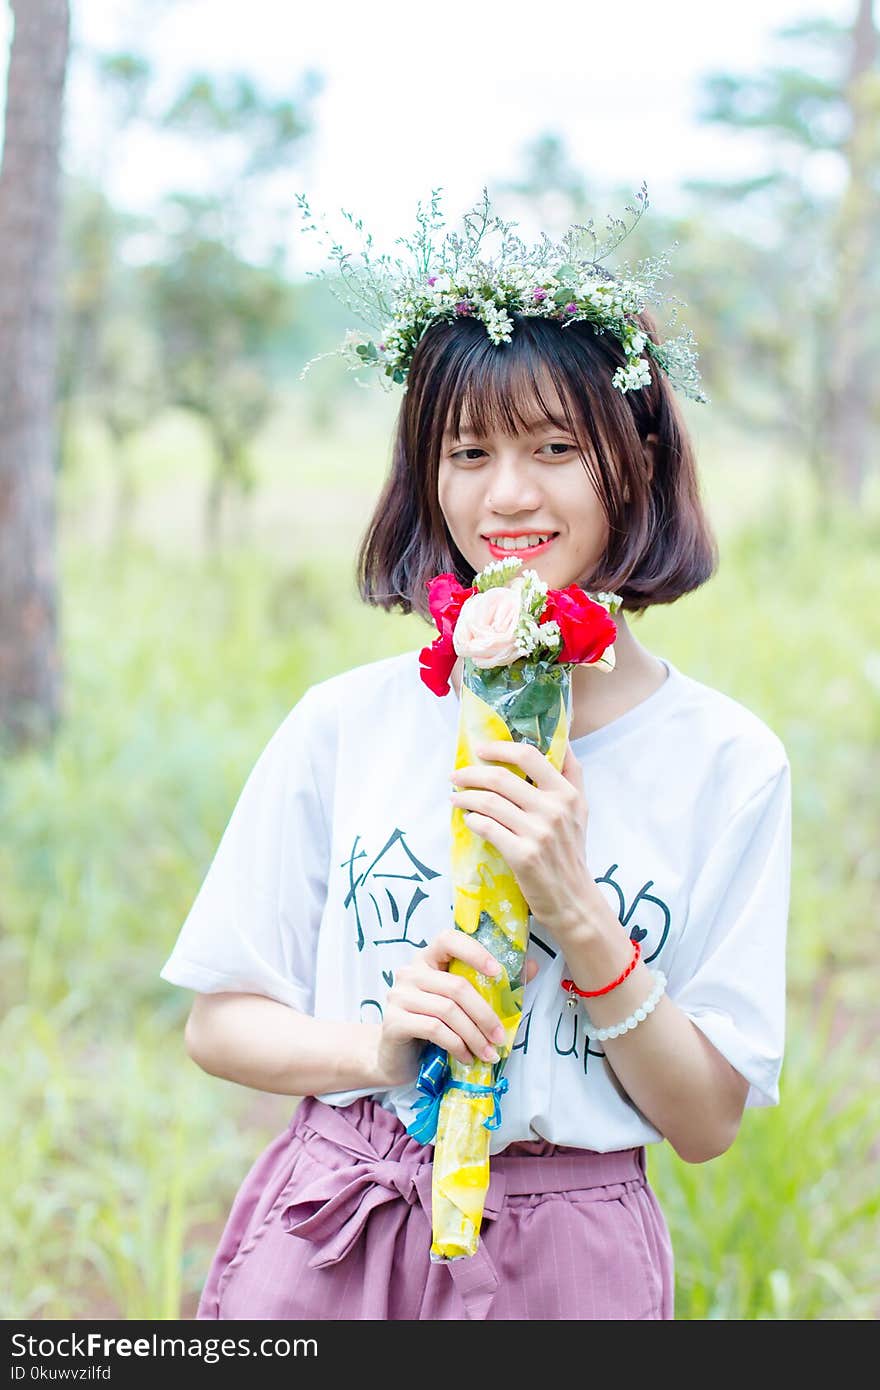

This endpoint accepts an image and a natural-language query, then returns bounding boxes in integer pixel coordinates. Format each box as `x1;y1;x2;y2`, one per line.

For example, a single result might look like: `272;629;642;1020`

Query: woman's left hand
449;738;598;944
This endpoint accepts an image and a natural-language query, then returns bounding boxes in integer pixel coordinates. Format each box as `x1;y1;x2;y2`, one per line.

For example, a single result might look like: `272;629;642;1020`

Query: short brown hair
356;308;718;622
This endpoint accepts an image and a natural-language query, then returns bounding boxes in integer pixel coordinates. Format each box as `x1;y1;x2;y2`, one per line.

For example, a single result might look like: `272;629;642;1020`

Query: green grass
2;398;878;1318
647;1006;880;1319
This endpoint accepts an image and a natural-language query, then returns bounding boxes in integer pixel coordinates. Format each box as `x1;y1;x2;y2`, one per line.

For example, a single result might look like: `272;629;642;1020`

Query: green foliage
160;69;319;181
55;53;321;537
640;499;880;1013
57;179;161;471
0;1004;269;1319
647;1012;880;1320
1;446;878;1317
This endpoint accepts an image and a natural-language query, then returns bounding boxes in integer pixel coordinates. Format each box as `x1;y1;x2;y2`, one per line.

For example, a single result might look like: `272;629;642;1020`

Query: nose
485;445;544;516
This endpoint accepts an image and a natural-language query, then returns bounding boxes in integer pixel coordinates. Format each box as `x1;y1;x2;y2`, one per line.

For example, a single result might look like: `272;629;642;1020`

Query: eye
540;442;574;456
451;447;486;461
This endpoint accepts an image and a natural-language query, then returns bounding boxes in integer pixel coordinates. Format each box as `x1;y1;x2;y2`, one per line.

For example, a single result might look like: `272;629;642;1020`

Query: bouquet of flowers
411;555;621;1260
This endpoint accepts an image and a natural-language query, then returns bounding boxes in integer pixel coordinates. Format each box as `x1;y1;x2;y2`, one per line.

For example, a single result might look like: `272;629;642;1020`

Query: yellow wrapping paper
430;655;572;1261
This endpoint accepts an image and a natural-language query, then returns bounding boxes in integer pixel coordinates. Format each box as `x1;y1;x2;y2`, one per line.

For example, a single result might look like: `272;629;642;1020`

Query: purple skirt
197;1094;675;1320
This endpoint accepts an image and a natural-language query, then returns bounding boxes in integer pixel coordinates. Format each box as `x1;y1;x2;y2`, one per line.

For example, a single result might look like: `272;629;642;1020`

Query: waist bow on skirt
196;1094;674;1321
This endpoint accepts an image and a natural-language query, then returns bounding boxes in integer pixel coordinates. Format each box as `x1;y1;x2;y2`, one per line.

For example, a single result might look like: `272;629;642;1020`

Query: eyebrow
452;416;571;439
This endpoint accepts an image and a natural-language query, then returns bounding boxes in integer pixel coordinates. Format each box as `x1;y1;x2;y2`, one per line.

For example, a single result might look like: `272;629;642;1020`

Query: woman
160;209;792;1319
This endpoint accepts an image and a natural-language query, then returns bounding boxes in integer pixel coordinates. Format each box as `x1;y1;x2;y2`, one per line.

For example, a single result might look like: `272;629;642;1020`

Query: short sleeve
668;758;793;1108
159;686;332;1013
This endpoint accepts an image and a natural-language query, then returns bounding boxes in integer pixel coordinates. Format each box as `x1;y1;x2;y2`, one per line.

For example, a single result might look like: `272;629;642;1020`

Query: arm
184;929;521;1098
185;992;386;1096
562;886;749;1164
449;737;790;1166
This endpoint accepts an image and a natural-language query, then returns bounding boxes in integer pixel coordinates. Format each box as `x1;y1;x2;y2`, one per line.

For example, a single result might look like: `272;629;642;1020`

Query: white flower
619;280;646;313
537;620;562;648
520;567;546;588
480;301;514;343
612;358;652;393
518;569;549;618
502;263;532;292
475;555;524;590
514;610;542;657
577;281;602;301
591;590;623;613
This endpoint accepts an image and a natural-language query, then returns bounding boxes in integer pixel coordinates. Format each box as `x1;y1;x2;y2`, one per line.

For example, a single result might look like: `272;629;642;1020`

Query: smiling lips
484;532;559;559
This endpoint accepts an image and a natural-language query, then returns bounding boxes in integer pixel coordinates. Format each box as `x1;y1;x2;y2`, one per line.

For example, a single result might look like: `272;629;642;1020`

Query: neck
572;608;640;700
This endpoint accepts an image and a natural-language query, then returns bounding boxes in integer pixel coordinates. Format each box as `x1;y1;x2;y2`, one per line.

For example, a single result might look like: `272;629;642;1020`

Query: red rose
542;584;618;665
418;573;477;696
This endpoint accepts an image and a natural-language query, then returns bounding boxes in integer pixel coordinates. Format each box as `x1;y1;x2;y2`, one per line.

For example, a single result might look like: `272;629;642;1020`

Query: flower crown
295;181;708;404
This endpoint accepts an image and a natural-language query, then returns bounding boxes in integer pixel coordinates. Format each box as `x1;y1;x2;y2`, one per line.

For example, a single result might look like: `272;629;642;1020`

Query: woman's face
437;373;609;590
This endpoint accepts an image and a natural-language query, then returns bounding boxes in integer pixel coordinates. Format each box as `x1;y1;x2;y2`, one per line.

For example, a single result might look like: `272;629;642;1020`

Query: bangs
441;316;601;457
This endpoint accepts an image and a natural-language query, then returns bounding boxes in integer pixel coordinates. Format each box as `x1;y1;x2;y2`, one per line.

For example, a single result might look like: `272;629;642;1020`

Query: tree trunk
809;302;836;534
0;0;70;749
205;465;226;551
824;0;879;511
107;421;139;546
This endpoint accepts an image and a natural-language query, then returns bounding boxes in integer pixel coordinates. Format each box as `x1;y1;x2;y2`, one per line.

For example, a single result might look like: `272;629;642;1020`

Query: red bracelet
561;938;641;999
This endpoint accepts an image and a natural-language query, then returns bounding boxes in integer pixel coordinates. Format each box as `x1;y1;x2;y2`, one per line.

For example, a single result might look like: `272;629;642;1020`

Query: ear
623;433;659;503
642;432;659;487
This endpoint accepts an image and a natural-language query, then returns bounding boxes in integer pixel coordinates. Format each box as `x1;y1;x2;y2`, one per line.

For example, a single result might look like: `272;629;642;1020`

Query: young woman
160;289;792;1321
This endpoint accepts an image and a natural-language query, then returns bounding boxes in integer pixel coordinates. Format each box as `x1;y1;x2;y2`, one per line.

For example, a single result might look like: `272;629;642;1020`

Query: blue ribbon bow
406;1043;510;1145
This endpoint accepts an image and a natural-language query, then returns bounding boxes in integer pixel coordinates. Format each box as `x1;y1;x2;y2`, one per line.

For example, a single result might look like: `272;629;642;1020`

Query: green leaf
509;716;542;744
470;666;507;703
538;700;564;751
553;287;574;306
556;264;577;281
506;680;557;720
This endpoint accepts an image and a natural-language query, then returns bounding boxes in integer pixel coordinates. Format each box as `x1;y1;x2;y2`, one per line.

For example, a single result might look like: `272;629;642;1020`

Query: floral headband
295;180;708;404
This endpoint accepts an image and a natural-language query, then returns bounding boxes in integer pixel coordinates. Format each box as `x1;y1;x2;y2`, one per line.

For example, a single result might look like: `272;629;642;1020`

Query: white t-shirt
160;648;792;1154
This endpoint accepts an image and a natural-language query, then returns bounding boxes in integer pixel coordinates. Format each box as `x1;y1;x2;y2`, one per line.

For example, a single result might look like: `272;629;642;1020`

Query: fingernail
484;1047;500;1062
492;1025;506;1044
485;959;501;976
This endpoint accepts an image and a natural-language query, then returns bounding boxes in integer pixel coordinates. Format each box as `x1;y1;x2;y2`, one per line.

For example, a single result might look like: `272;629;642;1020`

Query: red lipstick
483;532;559;559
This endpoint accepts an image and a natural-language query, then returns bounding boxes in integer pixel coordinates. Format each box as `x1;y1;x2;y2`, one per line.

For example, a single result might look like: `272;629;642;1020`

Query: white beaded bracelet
582;970;667;1042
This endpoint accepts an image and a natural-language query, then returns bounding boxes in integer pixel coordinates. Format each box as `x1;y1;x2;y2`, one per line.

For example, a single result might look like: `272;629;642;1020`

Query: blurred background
1;0;878;1320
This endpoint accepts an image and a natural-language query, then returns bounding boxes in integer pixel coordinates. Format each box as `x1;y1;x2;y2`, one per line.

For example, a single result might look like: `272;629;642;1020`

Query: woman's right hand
374;927;539;1088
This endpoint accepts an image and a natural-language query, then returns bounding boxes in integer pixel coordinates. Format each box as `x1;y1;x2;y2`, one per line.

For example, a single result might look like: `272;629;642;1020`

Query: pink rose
453;585;523;668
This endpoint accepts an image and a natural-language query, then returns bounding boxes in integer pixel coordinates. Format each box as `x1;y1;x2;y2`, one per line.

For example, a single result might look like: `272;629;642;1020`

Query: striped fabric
197;1095;674;1320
